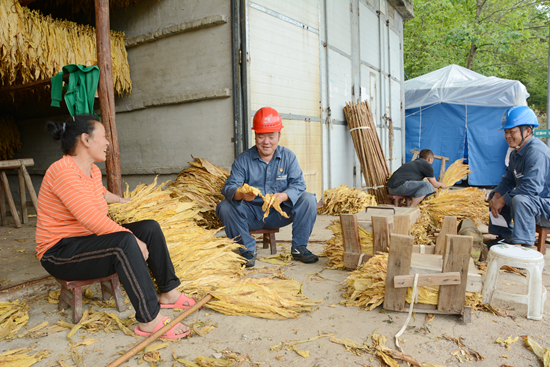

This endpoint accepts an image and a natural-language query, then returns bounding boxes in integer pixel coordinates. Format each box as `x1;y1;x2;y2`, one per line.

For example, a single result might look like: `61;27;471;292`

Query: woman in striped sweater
36;114;193;339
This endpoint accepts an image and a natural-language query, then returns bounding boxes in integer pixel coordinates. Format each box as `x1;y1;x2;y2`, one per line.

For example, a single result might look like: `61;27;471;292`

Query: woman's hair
45;114;100;155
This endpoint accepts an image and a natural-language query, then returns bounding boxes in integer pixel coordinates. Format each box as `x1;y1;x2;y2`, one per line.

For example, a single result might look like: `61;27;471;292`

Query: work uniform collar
516;137;535;156
251;146;283;162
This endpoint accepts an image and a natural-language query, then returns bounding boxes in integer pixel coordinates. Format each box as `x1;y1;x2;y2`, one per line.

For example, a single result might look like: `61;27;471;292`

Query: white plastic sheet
405;64;529;109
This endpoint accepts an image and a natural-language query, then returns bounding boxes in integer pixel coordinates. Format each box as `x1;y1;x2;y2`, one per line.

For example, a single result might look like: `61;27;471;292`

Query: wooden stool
387;194;411;207
535;225;550;255
0;158;38;228
249;228;279;255
56;273;126;324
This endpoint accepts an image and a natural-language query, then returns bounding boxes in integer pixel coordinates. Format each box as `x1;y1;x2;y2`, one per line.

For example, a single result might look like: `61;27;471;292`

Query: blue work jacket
494;137;550;205
221;146;306;207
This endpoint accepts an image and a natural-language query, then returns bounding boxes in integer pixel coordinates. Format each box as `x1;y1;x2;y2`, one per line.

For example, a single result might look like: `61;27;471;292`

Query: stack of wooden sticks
343;100;390;204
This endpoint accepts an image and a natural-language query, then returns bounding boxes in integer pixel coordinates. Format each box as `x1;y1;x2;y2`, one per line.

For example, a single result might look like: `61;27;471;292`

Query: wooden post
393;215;410;235
383;234;414;311
0;171;22;228
0;179;6;226
341;214;370;269
17;168;27;224
95;0;122;196
372;216;390;253
19;164;38;213
438;235;472;314
435;216;457;255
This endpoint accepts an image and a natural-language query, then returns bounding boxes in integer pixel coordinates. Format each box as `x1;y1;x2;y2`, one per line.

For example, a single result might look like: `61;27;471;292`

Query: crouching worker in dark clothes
487;106;550;249
216;107;318;268
36;114;195;340
386;149;446;207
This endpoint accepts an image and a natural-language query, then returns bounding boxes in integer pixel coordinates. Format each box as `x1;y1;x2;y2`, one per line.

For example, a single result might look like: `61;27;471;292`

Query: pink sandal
134;316;190;339
160;293;196;309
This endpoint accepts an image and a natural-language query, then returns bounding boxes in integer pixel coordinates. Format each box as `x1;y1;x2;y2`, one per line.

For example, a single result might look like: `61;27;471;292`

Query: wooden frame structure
0;0;123;196
0;159;39;228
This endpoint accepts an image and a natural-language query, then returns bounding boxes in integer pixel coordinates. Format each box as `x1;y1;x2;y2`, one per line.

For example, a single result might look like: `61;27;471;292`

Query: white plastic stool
482;244;547;320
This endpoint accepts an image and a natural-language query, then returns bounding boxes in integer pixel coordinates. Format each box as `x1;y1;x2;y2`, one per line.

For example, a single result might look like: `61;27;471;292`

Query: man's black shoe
291;246;319;263
241;251;256;268
485;236;511;250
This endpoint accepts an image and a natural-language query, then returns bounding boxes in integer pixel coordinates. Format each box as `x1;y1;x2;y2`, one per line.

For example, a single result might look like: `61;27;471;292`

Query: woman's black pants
41;220;180;323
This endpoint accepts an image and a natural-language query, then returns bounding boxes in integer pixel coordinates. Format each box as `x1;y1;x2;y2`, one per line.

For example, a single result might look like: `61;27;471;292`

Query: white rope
363;185;385;190
357;253;365;267
394;273;419;353
349;126;371;132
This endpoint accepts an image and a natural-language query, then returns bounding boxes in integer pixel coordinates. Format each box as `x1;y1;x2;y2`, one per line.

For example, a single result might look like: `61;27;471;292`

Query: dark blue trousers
216;192;317;253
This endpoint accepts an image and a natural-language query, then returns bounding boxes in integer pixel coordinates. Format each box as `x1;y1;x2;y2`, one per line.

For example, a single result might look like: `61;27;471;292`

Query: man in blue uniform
216;107;318;267
488;106;550;249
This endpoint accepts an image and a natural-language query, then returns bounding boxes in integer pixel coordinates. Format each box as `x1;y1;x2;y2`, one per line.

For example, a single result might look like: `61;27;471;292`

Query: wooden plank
0;171;22;228
0;75;68;95
95;0;123;196
17;168;27;224
383;234;414;312
0;158;34;169
438;235;472;314
341;214;362;270
20;164;38;213
372;216;390;253
435;216;457;255
0;179;6;226
394;272;460;288
393;215;410;235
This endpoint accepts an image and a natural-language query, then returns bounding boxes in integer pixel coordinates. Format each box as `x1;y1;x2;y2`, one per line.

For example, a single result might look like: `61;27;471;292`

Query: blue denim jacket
494;137;550;205
221;145;306;207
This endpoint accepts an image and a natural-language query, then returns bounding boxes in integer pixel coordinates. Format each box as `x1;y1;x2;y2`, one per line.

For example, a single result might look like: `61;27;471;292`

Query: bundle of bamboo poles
343;100;390;204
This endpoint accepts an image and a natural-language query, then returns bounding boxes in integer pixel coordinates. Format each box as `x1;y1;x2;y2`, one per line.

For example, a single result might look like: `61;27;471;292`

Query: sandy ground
1;215;550;367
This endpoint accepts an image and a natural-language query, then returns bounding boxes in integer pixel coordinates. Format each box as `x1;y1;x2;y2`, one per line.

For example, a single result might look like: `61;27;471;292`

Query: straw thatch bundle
109;176;320;320
0;0;131;96
168;157;229;229
419;187;488;225
440;158;473;187
318;185;377;215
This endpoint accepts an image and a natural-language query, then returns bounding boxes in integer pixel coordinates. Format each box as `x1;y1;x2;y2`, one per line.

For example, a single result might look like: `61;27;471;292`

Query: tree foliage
404;0;550;112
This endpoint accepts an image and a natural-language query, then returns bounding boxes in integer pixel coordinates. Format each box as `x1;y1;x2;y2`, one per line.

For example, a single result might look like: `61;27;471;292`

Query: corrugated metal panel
252;0;319;29
279;119;322;198
360;3;379;69
328;50;352;122
327;0;351;56
249;8;320;117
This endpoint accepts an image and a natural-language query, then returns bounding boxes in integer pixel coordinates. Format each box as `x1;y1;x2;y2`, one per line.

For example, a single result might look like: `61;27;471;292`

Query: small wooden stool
249;228;279;255
387;194;412;207
535;225;550;255
56;273;126;324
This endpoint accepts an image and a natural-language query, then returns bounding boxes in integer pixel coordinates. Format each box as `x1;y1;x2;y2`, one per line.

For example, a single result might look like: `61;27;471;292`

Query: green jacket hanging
51;64;100;120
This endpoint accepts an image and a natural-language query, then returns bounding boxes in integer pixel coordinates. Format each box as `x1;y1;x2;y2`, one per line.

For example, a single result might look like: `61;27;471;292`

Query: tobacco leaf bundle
0;116;21;160
0;300;29;341
169;157;229;229
109;177;320;320
318;185;377;215
440;158;473;187
0;0;131;97
0;347;51;366
323;220;373;270
236;183;289;221
343;254;483;311
419;187;488;225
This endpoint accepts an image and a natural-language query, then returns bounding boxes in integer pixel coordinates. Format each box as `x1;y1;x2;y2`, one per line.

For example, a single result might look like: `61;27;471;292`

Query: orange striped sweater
35;155;130;259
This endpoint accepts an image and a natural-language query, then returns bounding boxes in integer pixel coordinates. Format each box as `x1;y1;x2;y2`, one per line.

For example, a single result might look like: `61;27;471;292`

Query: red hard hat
252;107;284;133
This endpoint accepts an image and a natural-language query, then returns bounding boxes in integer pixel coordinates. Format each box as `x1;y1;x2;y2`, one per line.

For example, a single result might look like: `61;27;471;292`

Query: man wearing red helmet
216;107;318;267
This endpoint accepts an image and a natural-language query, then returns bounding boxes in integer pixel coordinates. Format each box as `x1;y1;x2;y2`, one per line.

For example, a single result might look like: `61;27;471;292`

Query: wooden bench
250;228;279;255
387;194;412;207
535;225;550;255
56;273;126;324
0;158;38;228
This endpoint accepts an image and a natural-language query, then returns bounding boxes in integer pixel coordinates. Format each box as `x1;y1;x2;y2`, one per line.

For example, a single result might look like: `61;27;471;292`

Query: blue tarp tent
405;65;529;186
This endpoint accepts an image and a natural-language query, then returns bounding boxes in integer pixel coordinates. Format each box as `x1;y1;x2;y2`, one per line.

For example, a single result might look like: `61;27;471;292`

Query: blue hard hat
500;106;539;130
